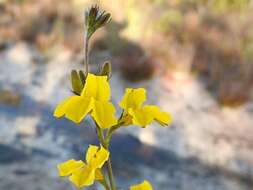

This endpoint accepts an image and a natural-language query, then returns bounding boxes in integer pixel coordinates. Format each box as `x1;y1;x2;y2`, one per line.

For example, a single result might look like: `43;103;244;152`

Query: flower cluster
53;5;172;190
54;74;171;189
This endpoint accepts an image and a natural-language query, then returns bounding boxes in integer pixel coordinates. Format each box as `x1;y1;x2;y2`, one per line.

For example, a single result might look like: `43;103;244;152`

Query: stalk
99;170;110;190
84;31;89;75
106;157;117;190
84;6;116;189
96;126;117;190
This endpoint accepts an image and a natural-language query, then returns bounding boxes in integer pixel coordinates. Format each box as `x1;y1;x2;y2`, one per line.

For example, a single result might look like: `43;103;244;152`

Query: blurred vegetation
0;0;252;106
116;0;253;106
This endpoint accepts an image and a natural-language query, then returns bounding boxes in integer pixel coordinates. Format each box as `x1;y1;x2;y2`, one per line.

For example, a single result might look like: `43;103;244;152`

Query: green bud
84;5;111;39
89;5;99;19
79;70;86;85
70;70;84;95
100;61;112;80
88;5;98;28
98;13;111;27
96;13;111;28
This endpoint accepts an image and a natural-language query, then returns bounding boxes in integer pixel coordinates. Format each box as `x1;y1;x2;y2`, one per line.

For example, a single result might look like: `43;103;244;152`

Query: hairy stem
102;180;110;190
99;171;110;190
106;157;116;190
105;122;123;144
84;31;89;75
96;125;117;190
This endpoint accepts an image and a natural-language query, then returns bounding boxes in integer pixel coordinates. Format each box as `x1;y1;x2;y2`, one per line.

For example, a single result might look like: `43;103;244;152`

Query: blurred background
0;0;253;189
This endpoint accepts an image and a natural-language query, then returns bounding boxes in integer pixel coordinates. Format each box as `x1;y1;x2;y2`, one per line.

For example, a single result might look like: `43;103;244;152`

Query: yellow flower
57;145;109;189
119;88;172;127
130;180;153;190
54;73;117;128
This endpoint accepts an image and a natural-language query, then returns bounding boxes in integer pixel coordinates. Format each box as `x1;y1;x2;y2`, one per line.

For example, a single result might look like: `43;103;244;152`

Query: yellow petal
129;105;172;127
54;96;93;124
91;100;117;129
143;105;172;126
86;145;99;164
81;73;110;101
130;180;153;190
69;164;95;188
54;97;72;118
57;159;84;177
119;88;146;110
95;169;104;181
128;108;153;127
89;146;109;169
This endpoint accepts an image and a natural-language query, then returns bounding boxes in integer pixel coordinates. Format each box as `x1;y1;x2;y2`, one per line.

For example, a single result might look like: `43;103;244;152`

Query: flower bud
84;5;111;39
89;5;99;19
79;70;86;85
99;61;112;80
70;70;84;95
96;13;111;28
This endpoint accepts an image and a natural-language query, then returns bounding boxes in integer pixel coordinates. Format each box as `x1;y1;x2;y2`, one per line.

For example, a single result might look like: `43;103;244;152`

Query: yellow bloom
119;88;172;127
58;159;85;177
57;145;109;189
130;180;153;190
54;73;117;128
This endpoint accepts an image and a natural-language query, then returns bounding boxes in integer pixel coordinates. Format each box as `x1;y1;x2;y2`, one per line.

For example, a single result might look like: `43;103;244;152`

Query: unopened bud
96;13;111;28
84;5;111;39
70;70;84;95
100;61;112;80
79;70;86;85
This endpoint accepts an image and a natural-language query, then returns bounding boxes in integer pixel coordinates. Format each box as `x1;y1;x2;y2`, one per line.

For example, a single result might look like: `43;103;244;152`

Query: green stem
106;157;117;190
105;111;125;144
96;126;105;145
99;170;110;190
104;175;111;190
101;180;110;190
95;125;117;190
105;122;123;144
84;31;89;75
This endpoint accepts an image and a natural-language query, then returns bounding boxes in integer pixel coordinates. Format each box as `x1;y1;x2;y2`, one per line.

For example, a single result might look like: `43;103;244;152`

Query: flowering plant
54;5;172;190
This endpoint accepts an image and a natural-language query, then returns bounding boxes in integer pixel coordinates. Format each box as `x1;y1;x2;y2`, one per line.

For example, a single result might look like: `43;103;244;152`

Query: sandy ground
0;43;253;190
